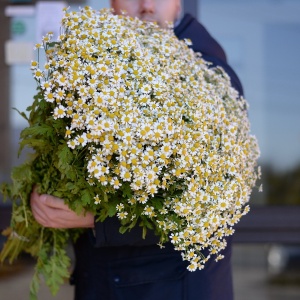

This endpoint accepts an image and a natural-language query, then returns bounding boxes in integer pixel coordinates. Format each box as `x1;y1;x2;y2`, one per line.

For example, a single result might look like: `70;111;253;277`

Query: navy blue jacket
174;14;243;96
71;14;241;300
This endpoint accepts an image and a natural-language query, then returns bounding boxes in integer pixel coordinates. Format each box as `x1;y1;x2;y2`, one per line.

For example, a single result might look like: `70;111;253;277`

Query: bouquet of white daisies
0;6;260;298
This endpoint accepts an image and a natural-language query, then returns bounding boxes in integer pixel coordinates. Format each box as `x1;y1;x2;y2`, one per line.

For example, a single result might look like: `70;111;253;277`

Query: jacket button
114;276;120;283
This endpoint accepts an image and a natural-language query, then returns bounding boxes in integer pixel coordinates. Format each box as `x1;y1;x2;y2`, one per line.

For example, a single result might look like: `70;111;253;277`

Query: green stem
20;193;29;227
40;227;44;250
74;147;87;163
53;230;57;256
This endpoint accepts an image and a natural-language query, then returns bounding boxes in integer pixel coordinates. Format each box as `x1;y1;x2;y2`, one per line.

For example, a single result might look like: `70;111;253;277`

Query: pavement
0;244;300;300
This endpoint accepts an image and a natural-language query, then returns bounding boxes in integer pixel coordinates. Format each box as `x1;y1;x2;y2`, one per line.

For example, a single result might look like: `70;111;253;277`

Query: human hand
30;187;95;229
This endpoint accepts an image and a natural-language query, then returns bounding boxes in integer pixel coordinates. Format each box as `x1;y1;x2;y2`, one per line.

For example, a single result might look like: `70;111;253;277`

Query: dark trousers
71;233;233;300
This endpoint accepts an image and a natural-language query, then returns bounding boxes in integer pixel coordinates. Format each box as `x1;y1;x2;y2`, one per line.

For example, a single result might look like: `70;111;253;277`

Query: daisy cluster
31;6;260;271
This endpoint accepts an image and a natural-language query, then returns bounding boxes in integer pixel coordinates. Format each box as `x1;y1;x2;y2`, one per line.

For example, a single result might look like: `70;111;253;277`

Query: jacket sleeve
174;14;244;96
202;54;244;96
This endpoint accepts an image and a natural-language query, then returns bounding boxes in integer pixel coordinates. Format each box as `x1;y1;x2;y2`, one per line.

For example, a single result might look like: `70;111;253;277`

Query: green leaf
12;107;29;122
65;182;76;191
11;163;32;181
46;41;60;48
57;144;73;166
29;271;40;300
119;218;138;234
142;226;147;239
151;196;164;210
18;122;56;154
0;182;11;201
139;217;154;239
44;250;70;296
14;215;25;223
122;182;132;199
108;204;117;217
81;189;92;207
103;191;108;202
19;138;51;154
96;209;109;222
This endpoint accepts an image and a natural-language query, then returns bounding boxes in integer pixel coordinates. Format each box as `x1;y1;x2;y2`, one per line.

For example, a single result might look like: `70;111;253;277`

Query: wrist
83;211;95;228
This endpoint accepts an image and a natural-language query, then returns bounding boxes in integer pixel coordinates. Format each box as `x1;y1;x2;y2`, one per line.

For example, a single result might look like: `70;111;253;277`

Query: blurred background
0;0;299;299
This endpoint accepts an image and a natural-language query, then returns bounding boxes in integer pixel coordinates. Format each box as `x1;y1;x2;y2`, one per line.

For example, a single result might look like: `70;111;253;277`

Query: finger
30;186;40;202
31;201;48;226
30;190;42;211
32;185;38;193
40;194;69;211
30;190;65;210
31;199;61;227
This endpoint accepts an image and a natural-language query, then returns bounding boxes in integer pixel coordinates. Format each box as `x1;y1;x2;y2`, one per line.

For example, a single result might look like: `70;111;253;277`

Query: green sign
11;20;26;35
10;0;33;3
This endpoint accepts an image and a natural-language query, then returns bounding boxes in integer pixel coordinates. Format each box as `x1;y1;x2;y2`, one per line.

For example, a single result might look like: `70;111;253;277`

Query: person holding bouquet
30;0;245;299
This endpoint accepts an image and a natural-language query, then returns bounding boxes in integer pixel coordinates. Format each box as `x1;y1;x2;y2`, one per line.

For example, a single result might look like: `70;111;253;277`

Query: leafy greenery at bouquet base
0;90;163;298
0;91;93;298
0;6;261;299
